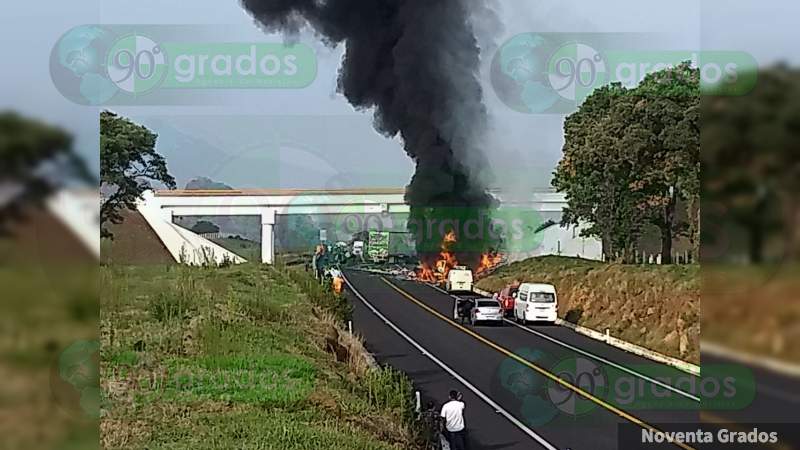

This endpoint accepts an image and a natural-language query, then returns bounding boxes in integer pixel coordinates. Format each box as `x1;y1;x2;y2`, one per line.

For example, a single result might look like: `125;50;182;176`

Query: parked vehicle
470;298;504;326
445;266;473;293
453;297;475;325
352;240;364;258
350;230;390;262
513;283;558;324
366;230;389;262
494;280;520;317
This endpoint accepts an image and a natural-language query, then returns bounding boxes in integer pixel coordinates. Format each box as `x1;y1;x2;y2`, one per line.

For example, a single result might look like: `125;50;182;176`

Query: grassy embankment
101;263;423;449
703;264;800;363
476;256;699;364
209;236;261;262
0;260;99;450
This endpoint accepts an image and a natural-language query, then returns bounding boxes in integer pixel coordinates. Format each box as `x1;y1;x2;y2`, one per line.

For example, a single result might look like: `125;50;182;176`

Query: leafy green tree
702;65;800;262
276;215;320;252
554;63;700;263
628;63;700;263
190;220;220;235
0;111;93;232
554;83;648;261
100;111;175;238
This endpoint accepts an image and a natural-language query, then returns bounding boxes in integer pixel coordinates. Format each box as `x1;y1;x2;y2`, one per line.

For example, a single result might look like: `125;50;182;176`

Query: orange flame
417;230;458;283
475;251;504;276
415;230;503;282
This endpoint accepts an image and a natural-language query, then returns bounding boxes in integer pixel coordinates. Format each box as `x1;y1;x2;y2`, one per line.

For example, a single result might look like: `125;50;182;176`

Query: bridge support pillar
261;209;276;264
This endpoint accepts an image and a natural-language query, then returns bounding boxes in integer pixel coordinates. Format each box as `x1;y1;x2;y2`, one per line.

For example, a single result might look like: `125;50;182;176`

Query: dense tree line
702;65;800;263
190;220;220;235
553;63;699;263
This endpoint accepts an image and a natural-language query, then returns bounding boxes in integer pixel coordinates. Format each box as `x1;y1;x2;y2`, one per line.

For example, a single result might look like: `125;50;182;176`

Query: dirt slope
476;256;699;363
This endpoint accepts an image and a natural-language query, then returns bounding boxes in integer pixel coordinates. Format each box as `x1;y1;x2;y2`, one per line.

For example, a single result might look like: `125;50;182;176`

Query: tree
702;65;800;263
276;215;320;252
554;83;650;261
190;220;220;235
0;111;94;233
628;63;700;263
100;111;175;238
553;64;700;263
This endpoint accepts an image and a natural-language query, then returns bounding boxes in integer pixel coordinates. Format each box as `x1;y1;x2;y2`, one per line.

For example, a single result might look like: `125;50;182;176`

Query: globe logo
50;25;168;104
50;25;120;105
49;340;103;419
490;33;608;114
546;42;607;103
546;356;608;417
107;34;168;95
493;348;560;427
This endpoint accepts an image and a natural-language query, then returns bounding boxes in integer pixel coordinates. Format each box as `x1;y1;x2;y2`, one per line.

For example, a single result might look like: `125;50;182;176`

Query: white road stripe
702;340;800;379
503;319;700;402
343;274;558;450
420;281;700;403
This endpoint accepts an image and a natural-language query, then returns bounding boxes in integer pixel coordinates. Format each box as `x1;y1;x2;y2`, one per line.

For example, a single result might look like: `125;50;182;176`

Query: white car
470;298;504;326
513;283;558;324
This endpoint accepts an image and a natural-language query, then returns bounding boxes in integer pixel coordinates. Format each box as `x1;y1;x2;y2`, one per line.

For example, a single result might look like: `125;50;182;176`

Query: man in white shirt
440;390;467;450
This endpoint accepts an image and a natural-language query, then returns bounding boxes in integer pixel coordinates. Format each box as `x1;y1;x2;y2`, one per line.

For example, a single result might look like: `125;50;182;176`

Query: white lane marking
343;273;558;450
417;281;700;403
754;383;800;404
503;319;700;402
702;340;800;379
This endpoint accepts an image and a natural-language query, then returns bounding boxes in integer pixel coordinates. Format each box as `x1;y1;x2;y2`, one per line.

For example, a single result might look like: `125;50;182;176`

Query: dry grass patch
703;265;800;362
477;256;699;363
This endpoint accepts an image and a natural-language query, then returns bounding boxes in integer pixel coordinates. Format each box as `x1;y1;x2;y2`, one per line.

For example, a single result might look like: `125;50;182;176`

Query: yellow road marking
380;277;697;450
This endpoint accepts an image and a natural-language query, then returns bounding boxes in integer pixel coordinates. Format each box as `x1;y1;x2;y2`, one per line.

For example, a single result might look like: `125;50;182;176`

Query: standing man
440;390;467;450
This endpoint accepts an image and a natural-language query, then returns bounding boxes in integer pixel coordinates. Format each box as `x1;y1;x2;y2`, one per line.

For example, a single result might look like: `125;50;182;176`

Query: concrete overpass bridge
139;188;597;264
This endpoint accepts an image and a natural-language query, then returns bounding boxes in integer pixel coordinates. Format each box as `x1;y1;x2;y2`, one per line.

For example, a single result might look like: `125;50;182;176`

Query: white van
446;266;473;293
352;241;364;257
513;283;558;324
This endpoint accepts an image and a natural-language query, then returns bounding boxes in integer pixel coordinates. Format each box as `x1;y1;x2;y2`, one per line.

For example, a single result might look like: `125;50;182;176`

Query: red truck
494;280;521;317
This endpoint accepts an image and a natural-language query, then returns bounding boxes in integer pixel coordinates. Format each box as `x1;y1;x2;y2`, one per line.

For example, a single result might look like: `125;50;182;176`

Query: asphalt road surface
700;352;800;449
343;270;700;450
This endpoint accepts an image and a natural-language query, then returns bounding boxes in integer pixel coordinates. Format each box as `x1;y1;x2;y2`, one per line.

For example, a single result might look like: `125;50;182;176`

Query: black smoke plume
241;0;497;266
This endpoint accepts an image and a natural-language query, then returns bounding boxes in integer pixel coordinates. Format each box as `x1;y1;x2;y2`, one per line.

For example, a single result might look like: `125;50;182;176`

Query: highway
700;352;800;449
343;270;700;450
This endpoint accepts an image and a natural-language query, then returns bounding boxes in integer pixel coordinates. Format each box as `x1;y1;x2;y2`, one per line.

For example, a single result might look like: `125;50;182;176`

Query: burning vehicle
416;228;505;285
242;0;502;282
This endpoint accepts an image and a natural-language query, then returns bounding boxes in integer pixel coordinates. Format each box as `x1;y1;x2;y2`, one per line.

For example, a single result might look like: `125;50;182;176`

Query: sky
2;0;798;191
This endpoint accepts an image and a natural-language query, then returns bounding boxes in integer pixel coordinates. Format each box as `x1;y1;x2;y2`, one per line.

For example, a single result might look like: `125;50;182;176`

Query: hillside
209;236;261;262
703;265;800;363
100;264;423;449
476;256;699;363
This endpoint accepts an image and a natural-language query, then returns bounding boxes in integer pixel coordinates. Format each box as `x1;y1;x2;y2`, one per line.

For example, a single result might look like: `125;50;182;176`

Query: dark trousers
446;429;467;450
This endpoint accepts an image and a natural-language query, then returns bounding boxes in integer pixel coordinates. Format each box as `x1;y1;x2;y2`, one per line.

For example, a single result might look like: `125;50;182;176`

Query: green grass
146;409;402;450
210;237;261;262
0;263;99;449
133;354;317;406
101;263;421;449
